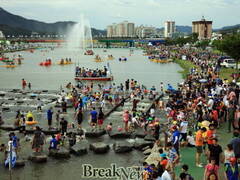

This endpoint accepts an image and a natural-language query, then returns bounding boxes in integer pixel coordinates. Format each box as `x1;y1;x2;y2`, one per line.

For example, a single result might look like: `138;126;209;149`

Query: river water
0;46;183;180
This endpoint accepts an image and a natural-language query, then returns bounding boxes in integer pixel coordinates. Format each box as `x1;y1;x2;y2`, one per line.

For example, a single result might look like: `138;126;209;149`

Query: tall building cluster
106;17;213;40
107;21;135;37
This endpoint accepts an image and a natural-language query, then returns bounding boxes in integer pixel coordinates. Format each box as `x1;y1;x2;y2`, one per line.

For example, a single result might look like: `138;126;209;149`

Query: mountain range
0;7;239;37
0;7;106;37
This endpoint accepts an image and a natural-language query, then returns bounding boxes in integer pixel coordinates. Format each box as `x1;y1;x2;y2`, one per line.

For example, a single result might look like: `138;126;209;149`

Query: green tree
216;33;240;70
195;40;210;50
191;33;199;43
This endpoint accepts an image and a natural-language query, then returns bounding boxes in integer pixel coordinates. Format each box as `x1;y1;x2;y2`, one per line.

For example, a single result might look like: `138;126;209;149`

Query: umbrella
199;79;208;83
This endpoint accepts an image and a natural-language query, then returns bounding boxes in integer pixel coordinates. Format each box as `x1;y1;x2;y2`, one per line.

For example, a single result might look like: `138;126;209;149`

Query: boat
57;61;73;65
84;50;94;55
94;59;104;62
75;76;113;81
0;65;17;68
75;63;113;81
0;57;9;61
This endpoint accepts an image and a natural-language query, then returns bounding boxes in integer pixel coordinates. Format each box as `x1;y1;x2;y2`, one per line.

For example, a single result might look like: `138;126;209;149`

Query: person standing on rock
75;108;83;129
125;79;129;91
28;82;31;90
97;108;104;129
123;110;130;132
60;117;68;135
47;107;53;129
22;79;27;90
90;107;98;128
61;98;67;113
32;126;44;153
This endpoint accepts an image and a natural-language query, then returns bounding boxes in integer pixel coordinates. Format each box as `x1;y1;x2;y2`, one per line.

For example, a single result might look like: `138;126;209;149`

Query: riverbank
174;58;238;81
173;59;198;79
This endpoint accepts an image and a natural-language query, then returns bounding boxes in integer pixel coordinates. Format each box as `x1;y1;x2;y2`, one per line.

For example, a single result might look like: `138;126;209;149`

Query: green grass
174;122;233;180
174;59;198;79
219;67;238;81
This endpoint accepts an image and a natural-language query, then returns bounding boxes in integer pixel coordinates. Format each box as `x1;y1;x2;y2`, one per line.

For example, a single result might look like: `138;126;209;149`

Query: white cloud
0;0;239;29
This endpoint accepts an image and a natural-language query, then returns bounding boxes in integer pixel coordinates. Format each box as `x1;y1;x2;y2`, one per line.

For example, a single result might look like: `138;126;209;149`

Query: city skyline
1;0;239;29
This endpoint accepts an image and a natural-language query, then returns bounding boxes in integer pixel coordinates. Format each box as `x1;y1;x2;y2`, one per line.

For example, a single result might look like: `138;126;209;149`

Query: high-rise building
135;25;157;38
164;21;176;38
192;17;212;40
127;23;135;37
107;21;135;37
107;25;113;37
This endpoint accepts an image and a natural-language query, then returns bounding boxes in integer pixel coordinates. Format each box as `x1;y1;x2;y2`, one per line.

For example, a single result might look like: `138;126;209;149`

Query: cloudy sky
1;0;239;29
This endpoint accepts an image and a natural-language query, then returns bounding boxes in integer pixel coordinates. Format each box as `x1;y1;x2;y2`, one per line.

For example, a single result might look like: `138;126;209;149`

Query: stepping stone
0;93;5;97
113;141;133;153
29;152;47;163
49;147;70;158
85;129;106;138
134;139;154;150
90;142;110;154
144;134;156;141
17;100;24;104
15;160;26;167
42;129;60;135
67;129;84;136
133;129;146;138
70;140;88;156
108;130;132;138
2;107;10;111
0;125;19;131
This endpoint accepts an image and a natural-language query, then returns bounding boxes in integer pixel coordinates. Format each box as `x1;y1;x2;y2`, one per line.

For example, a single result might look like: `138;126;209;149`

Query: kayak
26;121;38;125
0;57;9;61
39;62;51;66
94;59;104;62
0;65;17;68
57;61;73;65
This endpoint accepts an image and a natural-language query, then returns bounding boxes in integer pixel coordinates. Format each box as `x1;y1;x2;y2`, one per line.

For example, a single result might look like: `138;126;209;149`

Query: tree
191;33;199;43
216;33;240;70
195;40;210;50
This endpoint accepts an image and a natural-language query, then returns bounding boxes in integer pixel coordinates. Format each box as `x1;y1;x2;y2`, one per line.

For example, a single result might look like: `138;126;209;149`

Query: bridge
5;37;166;48
96;37;165;47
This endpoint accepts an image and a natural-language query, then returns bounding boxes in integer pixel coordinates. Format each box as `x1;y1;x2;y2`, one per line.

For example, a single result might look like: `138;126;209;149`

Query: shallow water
0;46;182;90
0;46;183;180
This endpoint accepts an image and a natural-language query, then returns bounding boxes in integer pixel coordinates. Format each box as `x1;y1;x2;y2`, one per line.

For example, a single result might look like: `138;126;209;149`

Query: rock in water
70;140;88;156
15;160;26;167
90;142;110;154
133;129;146;138
0;125;19;131
134;139;154;150
108;130;132;138
144;134;156;141
49;147;70;158
85;129;106;138
28;152;47;163
113;141;133;153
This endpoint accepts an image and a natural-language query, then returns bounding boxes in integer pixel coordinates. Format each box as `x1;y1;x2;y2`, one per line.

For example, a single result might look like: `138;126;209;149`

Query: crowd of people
1;44;240;179
75;66;109;77
141;46;240;180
